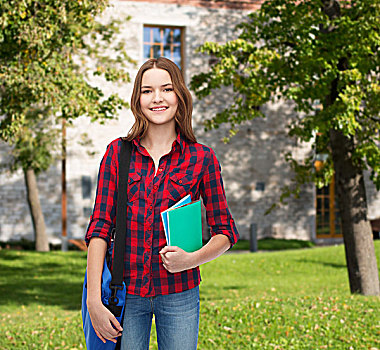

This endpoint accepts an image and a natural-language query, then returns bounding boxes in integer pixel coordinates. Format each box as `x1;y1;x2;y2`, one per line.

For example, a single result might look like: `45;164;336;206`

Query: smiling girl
85;57;239;350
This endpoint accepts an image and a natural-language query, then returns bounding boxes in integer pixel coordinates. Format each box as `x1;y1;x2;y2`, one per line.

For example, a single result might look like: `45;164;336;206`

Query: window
314;133;342;238
143;26;183;70
315;175;342;238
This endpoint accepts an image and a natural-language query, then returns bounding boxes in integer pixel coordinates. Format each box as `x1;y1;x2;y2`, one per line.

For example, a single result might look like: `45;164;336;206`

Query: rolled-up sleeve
200;148;239;247
85;142;118;247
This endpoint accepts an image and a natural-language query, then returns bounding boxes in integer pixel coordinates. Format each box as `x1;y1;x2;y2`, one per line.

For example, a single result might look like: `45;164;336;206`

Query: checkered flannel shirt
85;133;239;297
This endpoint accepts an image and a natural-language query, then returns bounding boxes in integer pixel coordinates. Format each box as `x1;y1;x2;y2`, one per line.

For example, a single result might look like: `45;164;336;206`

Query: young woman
85;57;239;350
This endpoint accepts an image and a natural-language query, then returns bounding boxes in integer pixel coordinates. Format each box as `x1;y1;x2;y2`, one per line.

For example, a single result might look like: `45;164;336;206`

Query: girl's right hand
87;300;123;343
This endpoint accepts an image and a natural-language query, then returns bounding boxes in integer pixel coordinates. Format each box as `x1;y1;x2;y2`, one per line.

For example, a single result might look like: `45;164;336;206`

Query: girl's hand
159;246;197;273
87;300;123;343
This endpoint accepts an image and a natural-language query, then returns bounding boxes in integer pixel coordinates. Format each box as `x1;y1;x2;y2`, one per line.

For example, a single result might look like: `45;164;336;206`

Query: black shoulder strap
111;139;132;287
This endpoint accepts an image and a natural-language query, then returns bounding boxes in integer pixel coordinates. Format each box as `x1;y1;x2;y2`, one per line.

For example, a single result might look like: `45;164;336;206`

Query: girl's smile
150;105;169;112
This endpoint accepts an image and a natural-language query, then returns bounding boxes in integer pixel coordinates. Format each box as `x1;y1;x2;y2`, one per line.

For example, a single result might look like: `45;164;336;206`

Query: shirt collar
174;131;186;155
132;137;148;156
132;132;186;156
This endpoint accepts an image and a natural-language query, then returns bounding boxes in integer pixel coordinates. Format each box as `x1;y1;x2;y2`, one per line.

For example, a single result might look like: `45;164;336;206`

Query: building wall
0;0;379;244
0;144;62;243
122;0;263;10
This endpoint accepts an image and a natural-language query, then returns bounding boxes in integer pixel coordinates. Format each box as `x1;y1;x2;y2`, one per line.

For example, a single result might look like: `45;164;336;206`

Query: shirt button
179;180;182;184
154;185;158;190
149;205;153;210
158;168;163;172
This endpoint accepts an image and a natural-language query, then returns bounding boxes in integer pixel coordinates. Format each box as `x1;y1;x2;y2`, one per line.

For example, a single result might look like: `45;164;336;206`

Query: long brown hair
126;57;196;143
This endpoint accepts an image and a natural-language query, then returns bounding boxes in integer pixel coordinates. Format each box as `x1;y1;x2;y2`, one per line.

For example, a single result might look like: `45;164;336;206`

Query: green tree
0;0;134;251
191;0;380;295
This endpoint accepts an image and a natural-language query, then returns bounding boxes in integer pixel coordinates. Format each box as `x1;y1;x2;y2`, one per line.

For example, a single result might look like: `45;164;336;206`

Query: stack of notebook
160;194;203;252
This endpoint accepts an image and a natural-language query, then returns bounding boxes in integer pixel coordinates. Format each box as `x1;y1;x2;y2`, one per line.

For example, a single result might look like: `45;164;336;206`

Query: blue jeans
120;286;200;350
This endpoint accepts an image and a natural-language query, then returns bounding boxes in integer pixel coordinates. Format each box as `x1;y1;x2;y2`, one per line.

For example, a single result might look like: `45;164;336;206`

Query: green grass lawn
0;242;379;349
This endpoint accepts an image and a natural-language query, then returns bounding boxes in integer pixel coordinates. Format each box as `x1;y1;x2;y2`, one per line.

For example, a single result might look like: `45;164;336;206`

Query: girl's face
140;68;178;128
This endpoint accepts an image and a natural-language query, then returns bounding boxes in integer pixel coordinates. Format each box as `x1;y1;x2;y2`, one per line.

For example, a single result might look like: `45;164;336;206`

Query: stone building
0;0;379;245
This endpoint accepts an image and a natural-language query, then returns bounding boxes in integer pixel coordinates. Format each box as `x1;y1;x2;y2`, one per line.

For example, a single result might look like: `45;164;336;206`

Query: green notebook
166;200;203;252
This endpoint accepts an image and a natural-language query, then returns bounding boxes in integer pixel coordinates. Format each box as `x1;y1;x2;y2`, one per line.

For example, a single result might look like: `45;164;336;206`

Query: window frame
143;24;185;74
315;174;342;239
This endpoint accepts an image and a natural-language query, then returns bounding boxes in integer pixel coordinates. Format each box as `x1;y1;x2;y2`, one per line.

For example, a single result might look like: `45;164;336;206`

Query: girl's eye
141;90;151;94
164;88;174;92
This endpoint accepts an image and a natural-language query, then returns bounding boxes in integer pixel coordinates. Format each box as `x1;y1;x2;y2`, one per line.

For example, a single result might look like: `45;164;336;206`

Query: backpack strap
111;139;132;288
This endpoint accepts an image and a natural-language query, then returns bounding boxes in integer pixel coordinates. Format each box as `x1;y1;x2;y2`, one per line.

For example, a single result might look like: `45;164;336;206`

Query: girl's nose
153;90;163;103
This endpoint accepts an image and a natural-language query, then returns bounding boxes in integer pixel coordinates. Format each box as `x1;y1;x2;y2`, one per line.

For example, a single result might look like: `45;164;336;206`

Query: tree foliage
0;0;134;172
191;0;380;200
0;0;134;251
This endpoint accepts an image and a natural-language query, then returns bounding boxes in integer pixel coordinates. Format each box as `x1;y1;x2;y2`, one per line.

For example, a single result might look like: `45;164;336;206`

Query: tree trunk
321;0;379;296
23;168;50;252
329;129;380;295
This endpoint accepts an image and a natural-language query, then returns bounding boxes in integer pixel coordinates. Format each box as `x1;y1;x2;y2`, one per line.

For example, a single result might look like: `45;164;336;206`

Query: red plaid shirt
85;133;239;297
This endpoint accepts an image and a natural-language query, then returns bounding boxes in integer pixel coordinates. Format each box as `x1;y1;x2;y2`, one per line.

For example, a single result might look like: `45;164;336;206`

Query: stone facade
0;0;379;244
